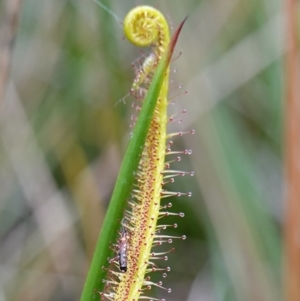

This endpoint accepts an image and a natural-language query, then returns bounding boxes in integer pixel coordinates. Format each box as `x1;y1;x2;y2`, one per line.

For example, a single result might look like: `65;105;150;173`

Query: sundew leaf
80;18;186;301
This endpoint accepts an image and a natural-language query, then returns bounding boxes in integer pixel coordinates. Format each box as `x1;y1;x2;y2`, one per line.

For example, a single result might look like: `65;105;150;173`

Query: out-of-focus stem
284;0;300;300
0;0;23;107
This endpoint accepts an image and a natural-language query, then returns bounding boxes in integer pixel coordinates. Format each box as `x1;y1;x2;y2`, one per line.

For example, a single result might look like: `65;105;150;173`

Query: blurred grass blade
284;0;300;300
79;19;186;301
0;0;23;106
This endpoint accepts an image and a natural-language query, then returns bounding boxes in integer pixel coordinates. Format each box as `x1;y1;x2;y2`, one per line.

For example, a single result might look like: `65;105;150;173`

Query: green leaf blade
79;19;186;301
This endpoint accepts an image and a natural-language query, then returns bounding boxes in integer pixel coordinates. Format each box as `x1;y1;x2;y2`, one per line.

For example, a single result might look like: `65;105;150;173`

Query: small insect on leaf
118;221;130;273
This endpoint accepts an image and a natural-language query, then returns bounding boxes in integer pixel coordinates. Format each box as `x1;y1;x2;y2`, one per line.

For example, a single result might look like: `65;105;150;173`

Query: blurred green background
0;0;283;300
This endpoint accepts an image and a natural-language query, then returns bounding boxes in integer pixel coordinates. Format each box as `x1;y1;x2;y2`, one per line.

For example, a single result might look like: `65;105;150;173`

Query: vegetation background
0;0;284;300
